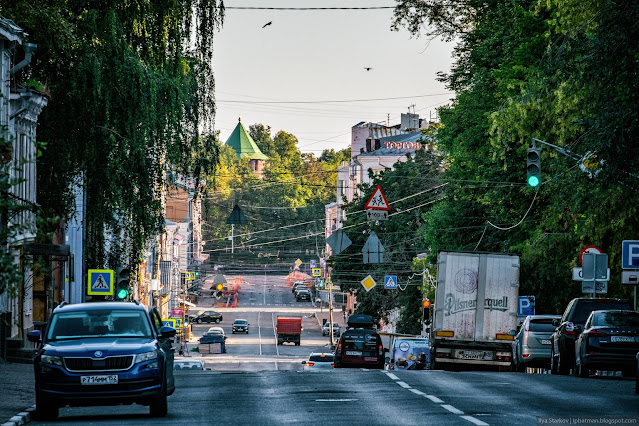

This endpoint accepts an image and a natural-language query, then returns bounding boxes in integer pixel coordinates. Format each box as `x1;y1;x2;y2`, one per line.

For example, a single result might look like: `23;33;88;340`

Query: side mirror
301;360;307;365
552;319;560;327
565;322;574;333
160;326;177;339
27;330;41;343
384;347;389;352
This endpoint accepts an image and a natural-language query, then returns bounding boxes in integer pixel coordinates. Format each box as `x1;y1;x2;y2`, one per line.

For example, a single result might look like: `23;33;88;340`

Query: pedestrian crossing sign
87;269;114;295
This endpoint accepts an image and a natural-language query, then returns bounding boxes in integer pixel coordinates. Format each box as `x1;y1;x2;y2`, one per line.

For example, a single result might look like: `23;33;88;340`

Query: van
334;314;385;369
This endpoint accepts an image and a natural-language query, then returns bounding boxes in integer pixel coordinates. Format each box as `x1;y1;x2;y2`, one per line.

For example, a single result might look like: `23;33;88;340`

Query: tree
2;0;225;269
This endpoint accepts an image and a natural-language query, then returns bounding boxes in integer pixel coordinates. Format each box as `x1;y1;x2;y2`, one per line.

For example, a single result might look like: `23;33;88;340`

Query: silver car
512;314;561;371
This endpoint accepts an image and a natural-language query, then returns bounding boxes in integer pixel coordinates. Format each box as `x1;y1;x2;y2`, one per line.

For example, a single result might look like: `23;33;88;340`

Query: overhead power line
225;6;395;10
217;93;453;105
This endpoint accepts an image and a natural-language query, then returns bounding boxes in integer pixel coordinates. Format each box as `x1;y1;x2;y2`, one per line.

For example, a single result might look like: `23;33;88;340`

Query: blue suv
27;301;176;420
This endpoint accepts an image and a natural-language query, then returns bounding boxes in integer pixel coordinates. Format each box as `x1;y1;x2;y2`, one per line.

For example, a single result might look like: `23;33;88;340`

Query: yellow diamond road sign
361;275;377;292
295;258;302;267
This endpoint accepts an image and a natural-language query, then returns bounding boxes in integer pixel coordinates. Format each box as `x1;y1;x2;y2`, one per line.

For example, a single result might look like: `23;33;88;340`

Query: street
27;274;639;425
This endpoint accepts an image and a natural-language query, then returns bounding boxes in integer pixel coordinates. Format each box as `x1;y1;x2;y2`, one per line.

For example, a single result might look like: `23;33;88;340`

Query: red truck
276;316;302;345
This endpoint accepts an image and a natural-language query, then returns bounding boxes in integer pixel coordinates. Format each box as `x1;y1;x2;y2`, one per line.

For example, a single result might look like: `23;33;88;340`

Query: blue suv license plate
81;375;119;385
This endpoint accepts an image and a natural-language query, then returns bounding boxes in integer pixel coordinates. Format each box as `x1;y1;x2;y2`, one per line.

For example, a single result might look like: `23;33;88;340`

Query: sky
212;1;456;155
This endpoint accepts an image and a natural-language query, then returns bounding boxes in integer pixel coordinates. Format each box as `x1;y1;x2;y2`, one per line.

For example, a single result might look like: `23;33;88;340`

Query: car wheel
150;385;168;417
197;318;202;324
232;331;235;334
246;329;249;334
215;318;220;323
34;391;58;420
578;362;590;378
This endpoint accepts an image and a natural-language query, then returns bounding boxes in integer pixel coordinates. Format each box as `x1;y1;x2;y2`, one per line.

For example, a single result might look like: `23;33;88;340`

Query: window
528;318;557;332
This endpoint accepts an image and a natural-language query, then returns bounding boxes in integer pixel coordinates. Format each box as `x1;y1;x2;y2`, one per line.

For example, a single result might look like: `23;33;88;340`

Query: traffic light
422;299;431;325
526;147;542;187
115;266;130;300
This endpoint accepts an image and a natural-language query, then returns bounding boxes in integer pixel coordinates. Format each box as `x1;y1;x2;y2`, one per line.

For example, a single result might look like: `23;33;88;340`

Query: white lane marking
409;389;426;396
425;395;444;403
385;372;400;380
315;399;358;402
396;381;411;389
441;405;464;415
460;415;489;426
257;311;262;356
271;312;280;356
263;284;266;305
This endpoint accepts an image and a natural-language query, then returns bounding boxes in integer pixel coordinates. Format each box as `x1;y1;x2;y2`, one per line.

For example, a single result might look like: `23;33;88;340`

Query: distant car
293;284;308;296
192;310;223;324
574;310;639;378
206;326;225;336
174;359;206;371
296;289;311;302
322;322;341;337
232;319;249;334
292;281;305;293
550;297;632;374
512;315;561;371
303;353;335;370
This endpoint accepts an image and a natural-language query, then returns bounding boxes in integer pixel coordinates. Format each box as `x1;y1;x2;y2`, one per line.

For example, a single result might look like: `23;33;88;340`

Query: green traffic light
527;175;540;187
116;288;129;299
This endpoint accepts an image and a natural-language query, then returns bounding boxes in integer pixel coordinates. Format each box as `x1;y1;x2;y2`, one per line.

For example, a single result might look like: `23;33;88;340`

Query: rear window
573;301;631;324
309;354;334;362
341;331;380;351
528;318;557;332
593;311;639;327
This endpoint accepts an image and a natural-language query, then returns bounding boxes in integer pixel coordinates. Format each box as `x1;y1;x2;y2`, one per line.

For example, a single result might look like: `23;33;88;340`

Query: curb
2;406;34;426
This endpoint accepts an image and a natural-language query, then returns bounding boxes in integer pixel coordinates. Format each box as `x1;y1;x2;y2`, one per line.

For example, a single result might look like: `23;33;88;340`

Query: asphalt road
28;274;639;425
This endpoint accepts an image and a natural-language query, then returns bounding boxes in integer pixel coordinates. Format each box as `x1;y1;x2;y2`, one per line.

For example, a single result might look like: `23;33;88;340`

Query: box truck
431;251;519;369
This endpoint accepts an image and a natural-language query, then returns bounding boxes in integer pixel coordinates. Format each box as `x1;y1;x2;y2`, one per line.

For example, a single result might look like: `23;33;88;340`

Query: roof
54;302;144;313
225;118;269;161
358;131;424;156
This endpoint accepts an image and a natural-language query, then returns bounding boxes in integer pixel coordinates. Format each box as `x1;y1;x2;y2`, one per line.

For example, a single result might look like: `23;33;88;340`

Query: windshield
46;309;153;341
234;320;248;325
529;318;558;332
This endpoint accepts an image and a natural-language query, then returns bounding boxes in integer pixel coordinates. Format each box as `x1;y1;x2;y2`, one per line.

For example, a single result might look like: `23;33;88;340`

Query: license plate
81;375;118;385
364;357;377;362
345;351;362;356
455;350;493;360
610;336;634;343
541;339;551;345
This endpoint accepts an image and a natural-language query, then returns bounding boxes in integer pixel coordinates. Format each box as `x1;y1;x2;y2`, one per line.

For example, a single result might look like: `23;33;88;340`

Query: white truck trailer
431;251;520;369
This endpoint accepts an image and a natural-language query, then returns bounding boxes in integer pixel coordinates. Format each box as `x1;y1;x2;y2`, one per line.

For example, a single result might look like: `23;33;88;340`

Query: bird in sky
364;67;373;71
262;21;272;28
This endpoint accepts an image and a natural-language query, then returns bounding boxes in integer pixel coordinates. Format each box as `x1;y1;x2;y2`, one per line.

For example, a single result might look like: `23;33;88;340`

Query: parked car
322;322;341;337
27;301;176;420
191;310;223;324
232;319;250;334
206;326;225;336
574;310;639;378
512;315;561;371
550;297;632;375
174;358;206;371
296;288;311;302
302;353;335;370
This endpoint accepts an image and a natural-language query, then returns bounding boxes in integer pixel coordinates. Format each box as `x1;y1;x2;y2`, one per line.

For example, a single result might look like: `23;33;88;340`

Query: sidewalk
0;360;34;425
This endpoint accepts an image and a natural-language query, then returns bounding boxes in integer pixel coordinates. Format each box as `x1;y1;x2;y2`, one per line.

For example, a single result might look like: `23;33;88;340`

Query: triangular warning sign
364;185;390;211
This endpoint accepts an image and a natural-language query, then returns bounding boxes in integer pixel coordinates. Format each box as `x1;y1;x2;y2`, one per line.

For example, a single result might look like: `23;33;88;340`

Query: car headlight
41;354;63;366
134;351;159;364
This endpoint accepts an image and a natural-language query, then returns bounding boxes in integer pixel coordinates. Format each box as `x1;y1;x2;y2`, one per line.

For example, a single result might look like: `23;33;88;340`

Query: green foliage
203;123;349;266
393;0;639;313
2;0;224;269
